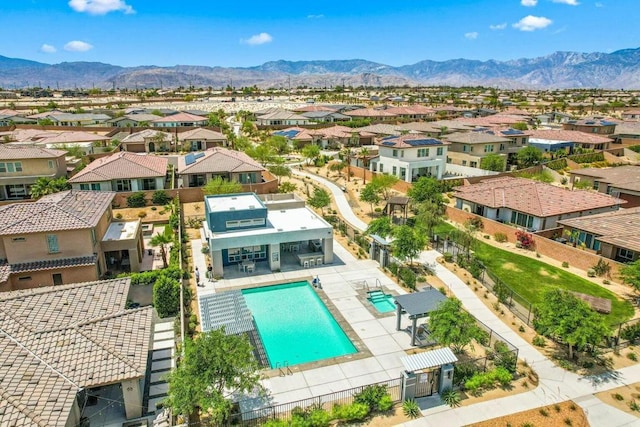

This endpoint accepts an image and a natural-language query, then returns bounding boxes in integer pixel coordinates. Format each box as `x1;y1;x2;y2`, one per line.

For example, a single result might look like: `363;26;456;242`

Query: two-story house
443;130;516;170
0;145;67;200
562;118;617;136
204;193;333;277
528;129;612;151
177;147;265;188
0;190;144;291
369;134;449;181
151;112;208;128
68;152;168;192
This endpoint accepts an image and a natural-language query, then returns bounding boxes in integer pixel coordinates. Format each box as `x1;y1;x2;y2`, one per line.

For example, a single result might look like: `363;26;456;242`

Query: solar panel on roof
274;130;299;139
502;129;524;135
194;152;205;160
405;139;441;147
185;153;195;165
382;141;396;146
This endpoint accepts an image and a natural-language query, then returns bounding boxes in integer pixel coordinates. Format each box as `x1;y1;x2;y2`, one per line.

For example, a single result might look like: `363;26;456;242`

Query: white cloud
241;32;273;46
465;32;479;40
513;15;552;31
489;23;507;30
521;0;538;6
307;14;324;19
64;40;94;52
552;0;579;4
40;44;57;53
68;0;134;15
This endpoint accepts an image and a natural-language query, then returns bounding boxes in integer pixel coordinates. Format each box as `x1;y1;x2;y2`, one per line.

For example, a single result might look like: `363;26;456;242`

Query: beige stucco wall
4;265;98;291
3;229;94;264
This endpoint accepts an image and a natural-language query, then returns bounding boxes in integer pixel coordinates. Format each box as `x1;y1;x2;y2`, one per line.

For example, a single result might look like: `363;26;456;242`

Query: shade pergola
395;288;448;346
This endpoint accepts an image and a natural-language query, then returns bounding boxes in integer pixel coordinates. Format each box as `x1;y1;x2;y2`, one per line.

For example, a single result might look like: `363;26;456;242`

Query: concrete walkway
299;169;640;427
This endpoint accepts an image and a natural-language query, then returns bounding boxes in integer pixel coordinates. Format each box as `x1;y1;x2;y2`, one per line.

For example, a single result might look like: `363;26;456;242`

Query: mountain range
1;48;640;90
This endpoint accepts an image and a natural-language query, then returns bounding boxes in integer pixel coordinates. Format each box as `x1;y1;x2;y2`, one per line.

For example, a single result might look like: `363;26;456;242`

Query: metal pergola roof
199;290;256;335
401;347;458;371
394;287;448;320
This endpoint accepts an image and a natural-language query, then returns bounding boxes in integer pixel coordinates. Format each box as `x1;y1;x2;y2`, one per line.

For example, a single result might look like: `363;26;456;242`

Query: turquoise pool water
242;282;357;368
367;290;396;313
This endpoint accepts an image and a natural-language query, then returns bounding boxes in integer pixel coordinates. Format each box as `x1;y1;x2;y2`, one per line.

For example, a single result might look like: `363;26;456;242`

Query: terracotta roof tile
178;128;227;141
455;177;623;217
152;112;207;123
121;129;172;143
68;152;167;183
177;147;265;174
0;190;114;235
0;145;66;160
529;129;612;144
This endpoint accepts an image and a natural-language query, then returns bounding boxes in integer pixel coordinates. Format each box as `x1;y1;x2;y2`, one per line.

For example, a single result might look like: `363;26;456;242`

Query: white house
370;134;449;182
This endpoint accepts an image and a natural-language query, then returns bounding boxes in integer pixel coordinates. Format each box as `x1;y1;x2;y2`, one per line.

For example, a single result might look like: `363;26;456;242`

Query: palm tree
358;147;371;184
150;230;172;268
29;177;70;200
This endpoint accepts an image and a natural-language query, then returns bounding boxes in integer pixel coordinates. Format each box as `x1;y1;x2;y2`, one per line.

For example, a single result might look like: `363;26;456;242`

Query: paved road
299;169;640;427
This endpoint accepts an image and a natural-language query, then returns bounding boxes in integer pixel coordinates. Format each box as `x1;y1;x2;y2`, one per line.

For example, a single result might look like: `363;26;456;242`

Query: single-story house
107;113;162;127
256;110;311;126
121;129;174;153
569;166;640;207
557;207;640;262
528;129;613;151
177;127;228;151
69;151;168;192
177;147;265;188
204;193;333;277
151;112;208;128
454;176;624;230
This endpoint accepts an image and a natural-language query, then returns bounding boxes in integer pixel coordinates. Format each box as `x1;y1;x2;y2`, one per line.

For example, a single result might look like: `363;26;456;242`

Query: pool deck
191;236;423;407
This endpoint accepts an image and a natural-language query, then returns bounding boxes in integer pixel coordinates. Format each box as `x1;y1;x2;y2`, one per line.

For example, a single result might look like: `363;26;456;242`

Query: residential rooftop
205;193;266;213
68;152;168;183
177;147;264;174
571;165;640;193
558;207;640;253
528;129;613;144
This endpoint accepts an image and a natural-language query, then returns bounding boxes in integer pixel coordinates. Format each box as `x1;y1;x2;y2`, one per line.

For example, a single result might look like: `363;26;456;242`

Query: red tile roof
152;112;208;123
68;152;168;183
376;134;449;148
529;129;612;144
558;207;640;253
455;177;623;217
344;108;397;118
177;147;265;174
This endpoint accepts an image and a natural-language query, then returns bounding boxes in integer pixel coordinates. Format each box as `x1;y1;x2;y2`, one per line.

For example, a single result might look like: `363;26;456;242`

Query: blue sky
1;0;639;67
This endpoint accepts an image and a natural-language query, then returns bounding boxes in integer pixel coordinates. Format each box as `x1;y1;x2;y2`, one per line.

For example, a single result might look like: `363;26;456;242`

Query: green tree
307;187;331;214
414;199;446;237
202;176;243;195
278;181;297;193
428;298;486;354
533;288;610;359
371;174;399;202
152;274;180;317
479;154;506;172
126;191;147;208
365;216;393;238
151;190;171;205
512;122;529;131
246;143;278;166
150;229;173;268
329;159;348;178
265;135;290;156
166;329;262;423
391;225;427;266
268;164;291;184
29;177;71;199
516;146;543;168
620;259;640;295
360;182;381;214
301;144;321;165
407;176;444;205
357;147;371;184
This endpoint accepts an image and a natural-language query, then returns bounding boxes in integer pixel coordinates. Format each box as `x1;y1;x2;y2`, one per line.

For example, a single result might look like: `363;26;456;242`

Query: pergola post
411;317;417;346
395;302;402;331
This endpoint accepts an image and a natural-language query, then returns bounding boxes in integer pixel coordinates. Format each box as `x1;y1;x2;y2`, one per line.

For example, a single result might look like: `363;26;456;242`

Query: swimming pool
242;281;357;368
367;290;396;313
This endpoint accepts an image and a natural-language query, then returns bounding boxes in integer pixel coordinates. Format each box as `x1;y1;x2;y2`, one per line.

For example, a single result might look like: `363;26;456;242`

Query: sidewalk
299;169;640;427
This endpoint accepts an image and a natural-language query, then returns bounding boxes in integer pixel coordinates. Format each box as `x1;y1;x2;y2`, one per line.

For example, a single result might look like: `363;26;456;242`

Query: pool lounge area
192;237;441;414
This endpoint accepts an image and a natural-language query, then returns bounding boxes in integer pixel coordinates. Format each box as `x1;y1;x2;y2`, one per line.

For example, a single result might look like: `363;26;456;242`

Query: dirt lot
467;400;588;427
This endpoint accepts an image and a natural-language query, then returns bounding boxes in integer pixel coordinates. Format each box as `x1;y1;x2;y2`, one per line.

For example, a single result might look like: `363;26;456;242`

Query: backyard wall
445;206;624;279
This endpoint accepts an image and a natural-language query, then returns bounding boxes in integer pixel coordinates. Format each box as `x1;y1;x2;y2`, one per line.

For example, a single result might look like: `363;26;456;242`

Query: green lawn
430;220;633;327
472;240;634;327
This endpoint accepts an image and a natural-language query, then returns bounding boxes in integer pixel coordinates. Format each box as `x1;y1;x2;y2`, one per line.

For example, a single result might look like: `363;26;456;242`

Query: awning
401;347;458;371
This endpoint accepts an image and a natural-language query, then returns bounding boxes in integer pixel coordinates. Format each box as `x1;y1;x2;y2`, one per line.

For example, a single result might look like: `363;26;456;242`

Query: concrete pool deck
191;237;423;407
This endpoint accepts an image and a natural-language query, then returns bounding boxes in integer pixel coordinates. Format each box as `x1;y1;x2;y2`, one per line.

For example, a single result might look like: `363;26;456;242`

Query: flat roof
206;193;266;213
103;221;139;241
401;347;458;371
395;287;448;319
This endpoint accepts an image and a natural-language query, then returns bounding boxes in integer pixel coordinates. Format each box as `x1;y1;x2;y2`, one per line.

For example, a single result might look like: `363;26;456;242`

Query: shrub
630;400;640;412
464;367;513;395
388;262;399;276
402;399;421;419
592;258;612;278
532;335;546;347
453;361;480;385
628;352;638;362
539;408;549;417
443;252;453;262
562;261;569;268
152;275;180;318
587;269;596;277
126;191;146;208
331;402;370;421
564;418;573;426
115;212;123;219
519;325;526;333
515;230;534;250
152;190;171;205
440;388;461;407
621;323;640;344
493;232;507;243
137;211;147;218
354;384;389;412
613;393;625;401
399;267;417;290
377;394;393;412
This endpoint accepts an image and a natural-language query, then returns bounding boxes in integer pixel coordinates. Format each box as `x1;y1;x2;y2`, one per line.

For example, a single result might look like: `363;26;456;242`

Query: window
91;228;97;245
417;148;429;157
392;149;398;158
437;147;444;156
6;184;27;199
18;276;32;281
470;161;478;168
80;184;89;190
462;160;467;166
0;162;22;173
499;144;505;151
189;175;206;187
618;248;635;262
48;160;55;169
392;166;397;176
46;234;59;253
115;179;131;191
91;183;100;191
484;145;494;153
510;211;534;228
379;164;384;173
462;145;470;153
52;273;63;286
225;218;265;229
141;178;156;190
12;237;26;242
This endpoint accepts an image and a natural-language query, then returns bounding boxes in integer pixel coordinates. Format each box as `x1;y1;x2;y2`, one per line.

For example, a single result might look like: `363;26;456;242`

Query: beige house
0;278;152;426
121;129;174;153
444;131;515;170
177;147;265;188
0;190;144;291
107;113;161;127
68;151;168;192
151;112;208;128
178;127;228;151
0;145;67;200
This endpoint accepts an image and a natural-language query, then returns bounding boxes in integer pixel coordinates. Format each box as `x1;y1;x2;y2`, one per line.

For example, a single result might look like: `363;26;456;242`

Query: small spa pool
367;290;396;313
